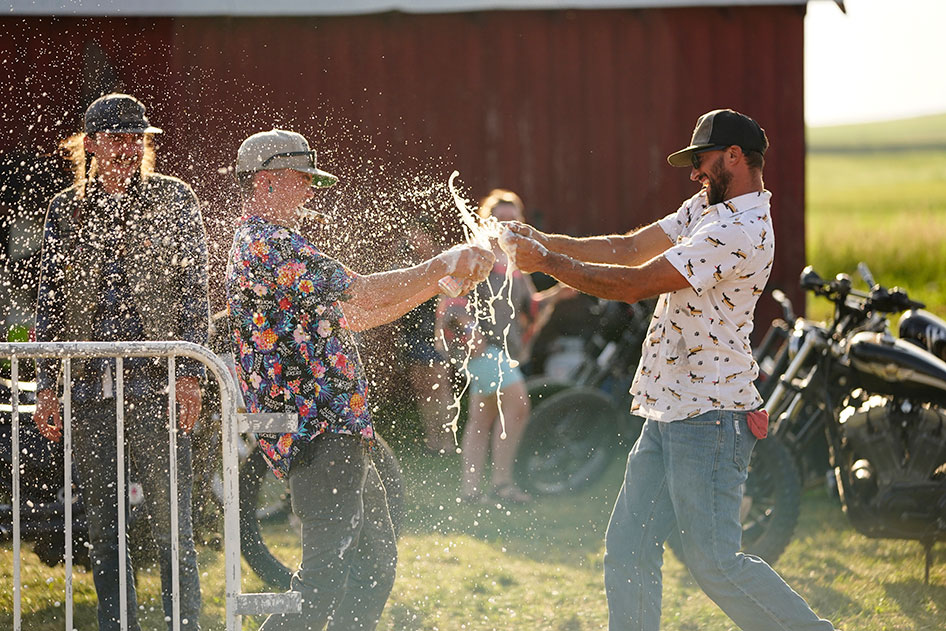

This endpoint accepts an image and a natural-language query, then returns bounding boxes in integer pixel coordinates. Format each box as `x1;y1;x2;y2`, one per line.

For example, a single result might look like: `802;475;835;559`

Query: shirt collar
704;189;771;216
241;212;303;233
716;190;772;216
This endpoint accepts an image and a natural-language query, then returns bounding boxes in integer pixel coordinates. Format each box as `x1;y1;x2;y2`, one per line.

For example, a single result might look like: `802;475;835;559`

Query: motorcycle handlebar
801;265;924;315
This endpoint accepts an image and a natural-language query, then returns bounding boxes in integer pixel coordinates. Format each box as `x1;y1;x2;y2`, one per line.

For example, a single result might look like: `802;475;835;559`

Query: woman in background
399;215;456;453
447;189;548;504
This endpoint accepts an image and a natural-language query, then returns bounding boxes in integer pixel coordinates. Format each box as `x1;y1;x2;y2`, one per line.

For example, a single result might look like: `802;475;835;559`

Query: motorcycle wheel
239;433;405;590
667;434;802;566
525;377;570;406
515;387;620;495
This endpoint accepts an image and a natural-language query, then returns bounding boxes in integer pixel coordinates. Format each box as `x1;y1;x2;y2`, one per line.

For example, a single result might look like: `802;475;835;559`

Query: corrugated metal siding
0;6;805;330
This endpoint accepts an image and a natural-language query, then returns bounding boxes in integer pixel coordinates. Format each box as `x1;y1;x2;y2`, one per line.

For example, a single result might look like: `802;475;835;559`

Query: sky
804;0;946;127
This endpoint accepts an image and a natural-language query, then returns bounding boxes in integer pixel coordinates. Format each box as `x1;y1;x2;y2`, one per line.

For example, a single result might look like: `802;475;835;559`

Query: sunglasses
690;145;729;169
260;150;317;170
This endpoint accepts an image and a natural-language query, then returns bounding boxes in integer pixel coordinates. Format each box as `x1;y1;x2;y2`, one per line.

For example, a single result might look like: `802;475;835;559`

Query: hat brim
97;126;163;134
301;167;338;188
666;143;717;167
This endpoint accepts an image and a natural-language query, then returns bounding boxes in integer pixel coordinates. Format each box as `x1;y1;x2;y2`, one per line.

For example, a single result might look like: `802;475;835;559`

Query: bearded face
704;154;733;205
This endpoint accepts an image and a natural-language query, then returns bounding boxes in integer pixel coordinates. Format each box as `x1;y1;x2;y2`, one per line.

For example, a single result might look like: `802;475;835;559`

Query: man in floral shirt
226;129;492;631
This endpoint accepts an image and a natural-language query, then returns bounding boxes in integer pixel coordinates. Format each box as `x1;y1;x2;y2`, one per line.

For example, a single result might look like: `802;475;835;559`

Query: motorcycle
762;264;946;582
0;374;92;568
515;299;653;495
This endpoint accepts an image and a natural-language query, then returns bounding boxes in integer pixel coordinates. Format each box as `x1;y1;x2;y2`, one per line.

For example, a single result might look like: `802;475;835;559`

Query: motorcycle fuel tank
845;331;946;406
898;309;946;363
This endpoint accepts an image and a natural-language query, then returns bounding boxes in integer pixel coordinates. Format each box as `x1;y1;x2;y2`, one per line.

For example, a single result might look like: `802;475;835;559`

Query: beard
705;156;733;205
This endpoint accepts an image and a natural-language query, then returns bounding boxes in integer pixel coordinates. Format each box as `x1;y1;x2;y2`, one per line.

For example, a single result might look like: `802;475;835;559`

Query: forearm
543;223;671;267
177;285;210;377
34;290;62;391
178;259;209;345
346;259;447;316
35;212;64;391
345;283;440;331
540;253;688;304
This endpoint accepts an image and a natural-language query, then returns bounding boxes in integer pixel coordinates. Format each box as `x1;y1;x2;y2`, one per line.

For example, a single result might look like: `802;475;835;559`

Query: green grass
3;446;945;630
808;112;946;152
805;117;946;321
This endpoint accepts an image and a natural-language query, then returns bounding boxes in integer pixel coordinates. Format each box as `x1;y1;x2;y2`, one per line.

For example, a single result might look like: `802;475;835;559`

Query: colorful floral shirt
225;215;373;479
629;189;774;421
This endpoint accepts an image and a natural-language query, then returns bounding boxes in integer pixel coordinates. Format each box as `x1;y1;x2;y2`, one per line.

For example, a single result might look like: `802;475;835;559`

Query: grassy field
4;115;946;629
4;438;944;631
807;113;946;153
805;115;946;319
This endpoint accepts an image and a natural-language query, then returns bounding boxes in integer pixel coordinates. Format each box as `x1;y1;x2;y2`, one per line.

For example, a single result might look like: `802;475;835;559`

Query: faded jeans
73;392;201;631
259;433;397;631
604;410;834;631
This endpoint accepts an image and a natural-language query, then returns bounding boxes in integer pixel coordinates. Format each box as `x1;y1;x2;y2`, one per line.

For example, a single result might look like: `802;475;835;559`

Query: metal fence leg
116;358;128;631
64;358;74;631
168;356;182;631
12;357;21;631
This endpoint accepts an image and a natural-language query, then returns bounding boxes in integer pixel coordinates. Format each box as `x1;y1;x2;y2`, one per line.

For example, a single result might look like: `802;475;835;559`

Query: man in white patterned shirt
505;109;835;631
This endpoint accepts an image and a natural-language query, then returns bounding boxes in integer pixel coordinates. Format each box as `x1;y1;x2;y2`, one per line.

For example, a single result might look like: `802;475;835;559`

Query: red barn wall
0;6;806;330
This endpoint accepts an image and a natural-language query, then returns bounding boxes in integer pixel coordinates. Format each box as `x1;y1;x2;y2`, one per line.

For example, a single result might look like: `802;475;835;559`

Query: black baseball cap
667;109;767;167
84;93;163;135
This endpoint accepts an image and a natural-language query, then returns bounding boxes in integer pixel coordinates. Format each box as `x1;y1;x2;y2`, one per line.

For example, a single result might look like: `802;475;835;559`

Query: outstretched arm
344;245;493;331
505;221;673;267
507;232;689;305
343;282;440;332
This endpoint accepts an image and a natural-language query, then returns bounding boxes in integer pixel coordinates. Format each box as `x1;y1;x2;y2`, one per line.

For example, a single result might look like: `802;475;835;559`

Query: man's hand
176;376;202;434
503;221;549;247
34;388;63;443
441;244;494;284
498;229;550;274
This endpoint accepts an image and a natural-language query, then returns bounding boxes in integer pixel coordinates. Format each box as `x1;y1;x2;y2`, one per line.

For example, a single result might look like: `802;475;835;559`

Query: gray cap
236;129;337;188
667;109;768;167
84;93;162;135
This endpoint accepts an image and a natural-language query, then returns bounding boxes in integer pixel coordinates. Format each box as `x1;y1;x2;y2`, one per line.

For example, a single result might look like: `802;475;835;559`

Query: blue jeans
73;393;201;631
604;410;834;631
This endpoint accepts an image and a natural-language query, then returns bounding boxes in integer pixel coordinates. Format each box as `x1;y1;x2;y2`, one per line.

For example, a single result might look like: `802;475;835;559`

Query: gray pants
260;433;397;631
73;393;201;631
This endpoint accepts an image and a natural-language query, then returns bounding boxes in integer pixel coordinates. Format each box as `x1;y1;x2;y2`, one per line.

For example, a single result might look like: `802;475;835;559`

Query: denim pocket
732;413;753;472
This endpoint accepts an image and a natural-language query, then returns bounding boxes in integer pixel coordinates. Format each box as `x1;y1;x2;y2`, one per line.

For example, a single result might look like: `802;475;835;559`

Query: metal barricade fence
0;341;301;630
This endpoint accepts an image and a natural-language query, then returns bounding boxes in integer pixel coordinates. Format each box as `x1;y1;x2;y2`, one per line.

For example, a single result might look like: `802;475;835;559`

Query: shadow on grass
882;579;946;630
394;439;630;570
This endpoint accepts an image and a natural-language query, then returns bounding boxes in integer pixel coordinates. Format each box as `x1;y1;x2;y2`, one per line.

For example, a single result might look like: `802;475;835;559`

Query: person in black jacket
33;93;210;631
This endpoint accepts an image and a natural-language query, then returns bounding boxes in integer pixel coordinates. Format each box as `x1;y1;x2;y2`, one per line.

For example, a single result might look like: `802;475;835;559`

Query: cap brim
306;168;338;188
668;144;721;167
98;126;163;134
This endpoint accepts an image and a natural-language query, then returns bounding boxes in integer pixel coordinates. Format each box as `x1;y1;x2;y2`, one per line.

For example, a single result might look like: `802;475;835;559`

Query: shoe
490;483;532;504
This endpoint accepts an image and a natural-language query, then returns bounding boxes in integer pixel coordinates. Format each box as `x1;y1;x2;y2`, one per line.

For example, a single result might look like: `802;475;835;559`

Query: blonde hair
60;132;156;196
477;188;524;220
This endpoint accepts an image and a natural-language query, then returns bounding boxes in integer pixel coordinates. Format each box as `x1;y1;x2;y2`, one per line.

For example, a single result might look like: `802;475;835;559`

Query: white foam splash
443;171;521;445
